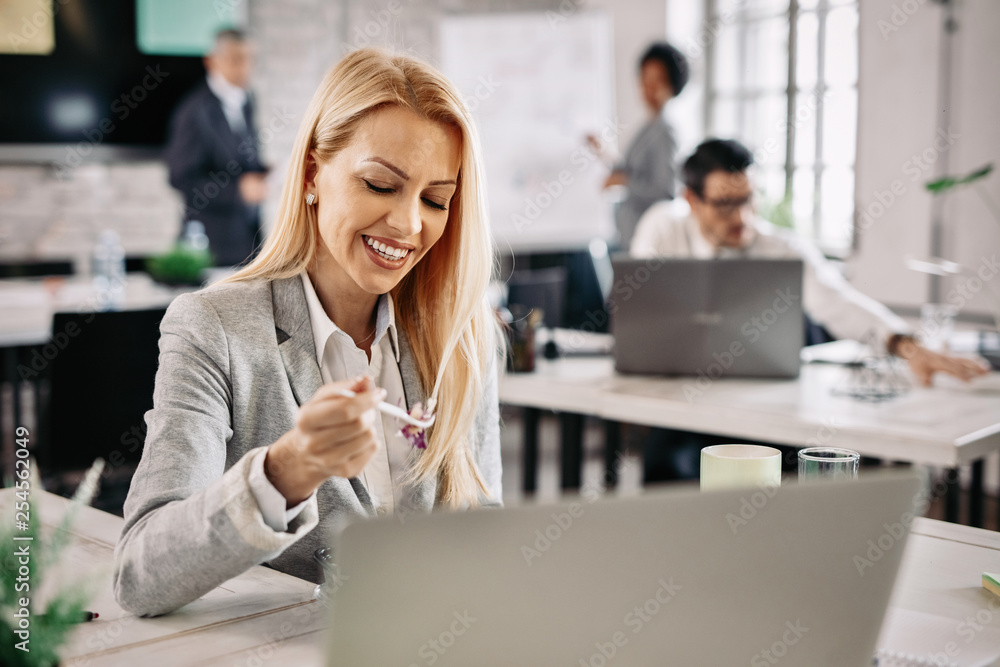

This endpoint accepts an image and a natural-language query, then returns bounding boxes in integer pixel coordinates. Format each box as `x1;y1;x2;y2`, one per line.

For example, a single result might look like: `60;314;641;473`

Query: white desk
2;489;997;666
0;273;192;347
499;356;1000;526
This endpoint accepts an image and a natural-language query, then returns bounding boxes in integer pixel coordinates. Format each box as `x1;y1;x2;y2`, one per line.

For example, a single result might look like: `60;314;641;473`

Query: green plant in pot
907;163;1000;368
146;244;213;286
1;459;105;667
911;164;1000;329
146;220;214;286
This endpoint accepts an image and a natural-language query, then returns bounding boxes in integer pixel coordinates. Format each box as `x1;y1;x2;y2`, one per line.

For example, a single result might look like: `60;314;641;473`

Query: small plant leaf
926;163;994;193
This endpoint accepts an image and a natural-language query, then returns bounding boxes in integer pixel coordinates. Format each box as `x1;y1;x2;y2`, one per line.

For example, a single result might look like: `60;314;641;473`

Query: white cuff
247;448;315;532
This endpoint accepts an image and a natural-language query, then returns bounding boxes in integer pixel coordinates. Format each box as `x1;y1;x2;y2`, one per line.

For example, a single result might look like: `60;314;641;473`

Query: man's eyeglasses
700;194;753;217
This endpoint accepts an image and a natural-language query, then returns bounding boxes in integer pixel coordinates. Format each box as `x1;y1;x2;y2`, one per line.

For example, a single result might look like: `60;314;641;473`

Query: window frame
702;0;859;257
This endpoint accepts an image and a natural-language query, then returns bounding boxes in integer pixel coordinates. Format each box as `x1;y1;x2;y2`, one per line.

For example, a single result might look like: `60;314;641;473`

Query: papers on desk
800;339;870;365
0;284;53;346
538;327;614;357
933;371;1000;394
876;607;1000;666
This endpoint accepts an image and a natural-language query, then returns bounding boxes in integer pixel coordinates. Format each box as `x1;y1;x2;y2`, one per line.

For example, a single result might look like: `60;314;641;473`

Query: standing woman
113;48;502;617
590;42;689;249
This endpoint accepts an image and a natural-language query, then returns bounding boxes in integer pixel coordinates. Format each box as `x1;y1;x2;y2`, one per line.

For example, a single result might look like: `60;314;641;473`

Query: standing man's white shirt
206;71;248;133
630;201;909;344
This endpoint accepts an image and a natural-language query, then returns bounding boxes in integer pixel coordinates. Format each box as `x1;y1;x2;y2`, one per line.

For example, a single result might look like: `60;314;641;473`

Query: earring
305;193;316;206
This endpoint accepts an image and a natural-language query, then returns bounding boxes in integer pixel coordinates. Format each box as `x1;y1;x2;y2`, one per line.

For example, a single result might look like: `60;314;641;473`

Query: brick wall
0;162;181;263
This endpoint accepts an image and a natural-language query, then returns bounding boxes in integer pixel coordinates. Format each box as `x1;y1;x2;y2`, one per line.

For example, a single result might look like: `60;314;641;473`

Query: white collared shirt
206;72;248;133
630;201;910;345
247;274;413;532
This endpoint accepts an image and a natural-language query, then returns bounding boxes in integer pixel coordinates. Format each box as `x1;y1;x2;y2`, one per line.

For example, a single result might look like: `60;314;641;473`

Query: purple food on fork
399;401;433;449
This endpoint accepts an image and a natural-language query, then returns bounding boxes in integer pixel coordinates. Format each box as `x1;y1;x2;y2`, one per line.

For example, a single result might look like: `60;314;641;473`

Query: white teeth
365;236;409;261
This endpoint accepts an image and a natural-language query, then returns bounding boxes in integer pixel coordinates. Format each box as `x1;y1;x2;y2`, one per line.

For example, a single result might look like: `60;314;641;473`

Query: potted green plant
1;459;105;667
910;163;1000;330
145;243;214;286
925;163;994;200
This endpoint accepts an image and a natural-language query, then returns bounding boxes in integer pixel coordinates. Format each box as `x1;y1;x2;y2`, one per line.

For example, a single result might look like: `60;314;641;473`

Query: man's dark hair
639;42;690;97
215;28;247;44
683;139;754;198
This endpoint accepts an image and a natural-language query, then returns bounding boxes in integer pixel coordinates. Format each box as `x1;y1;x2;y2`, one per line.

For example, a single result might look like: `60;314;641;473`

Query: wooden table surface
499;356;1000;467
0;489;320;667
2;489;998;666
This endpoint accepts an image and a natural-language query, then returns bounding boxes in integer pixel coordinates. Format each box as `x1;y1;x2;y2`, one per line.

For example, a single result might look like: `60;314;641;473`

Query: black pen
38;611;98;623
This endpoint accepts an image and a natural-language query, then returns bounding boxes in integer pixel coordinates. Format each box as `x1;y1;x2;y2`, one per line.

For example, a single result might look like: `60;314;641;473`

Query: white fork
331;388;436;429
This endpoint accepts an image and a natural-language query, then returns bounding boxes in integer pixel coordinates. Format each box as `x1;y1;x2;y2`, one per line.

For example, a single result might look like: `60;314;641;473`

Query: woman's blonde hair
222;48;499;507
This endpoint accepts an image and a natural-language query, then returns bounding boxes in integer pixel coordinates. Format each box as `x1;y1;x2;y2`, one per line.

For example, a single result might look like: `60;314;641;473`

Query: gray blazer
113;276;502;617
614;115;678;250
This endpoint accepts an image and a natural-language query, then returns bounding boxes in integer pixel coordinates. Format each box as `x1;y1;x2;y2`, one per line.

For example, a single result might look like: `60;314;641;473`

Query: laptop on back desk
610;257;804;378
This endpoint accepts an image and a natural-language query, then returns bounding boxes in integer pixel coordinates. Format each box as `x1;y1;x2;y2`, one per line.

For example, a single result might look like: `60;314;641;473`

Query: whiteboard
439;11;617;253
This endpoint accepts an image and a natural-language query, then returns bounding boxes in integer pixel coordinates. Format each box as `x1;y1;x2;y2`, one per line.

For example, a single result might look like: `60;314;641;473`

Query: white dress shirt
206;71;248;133
630;201;910;345
248;273;413;531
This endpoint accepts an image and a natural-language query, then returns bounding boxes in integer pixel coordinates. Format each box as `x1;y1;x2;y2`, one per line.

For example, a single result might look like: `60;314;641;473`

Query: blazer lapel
271;276;439;514
202;84;245;164
271;276;323;408
395;326;426;410
271;276;376;516
395;327;439;509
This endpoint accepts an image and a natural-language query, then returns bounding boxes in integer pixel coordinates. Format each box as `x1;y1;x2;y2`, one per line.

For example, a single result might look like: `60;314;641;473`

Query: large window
705;0;859;252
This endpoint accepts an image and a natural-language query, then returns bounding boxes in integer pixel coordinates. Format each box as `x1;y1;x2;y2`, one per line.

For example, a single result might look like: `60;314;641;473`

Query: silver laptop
610;257;804;378
327;470;923;666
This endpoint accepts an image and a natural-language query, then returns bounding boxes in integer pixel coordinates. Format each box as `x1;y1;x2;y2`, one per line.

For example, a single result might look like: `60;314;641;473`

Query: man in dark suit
165;29;268;267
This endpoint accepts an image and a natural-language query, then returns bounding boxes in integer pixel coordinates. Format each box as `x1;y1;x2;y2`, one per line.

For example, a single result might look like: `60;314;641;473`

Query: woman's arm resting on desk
113;293;319;617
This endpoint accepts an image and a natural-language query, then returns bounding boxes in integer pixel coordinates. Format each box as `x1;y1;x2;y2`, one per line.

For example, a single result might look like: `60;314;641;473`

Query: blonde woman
113;48;502;617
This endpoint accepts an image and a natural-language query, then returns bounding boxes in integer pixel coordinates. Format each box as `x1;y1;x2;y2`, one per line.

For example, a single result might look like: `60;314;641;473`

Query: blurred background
0;0;997;512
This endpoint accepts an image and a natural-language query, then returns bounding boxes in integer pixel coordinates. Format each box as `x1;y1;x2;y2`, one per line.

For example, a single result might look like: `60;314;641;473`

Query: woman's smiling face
307;104;462;297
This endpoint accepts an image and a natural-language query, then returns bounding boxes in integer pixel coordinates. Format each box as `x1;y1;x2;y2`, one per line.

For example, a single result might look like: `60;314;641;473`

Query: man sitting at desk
631;138;987;386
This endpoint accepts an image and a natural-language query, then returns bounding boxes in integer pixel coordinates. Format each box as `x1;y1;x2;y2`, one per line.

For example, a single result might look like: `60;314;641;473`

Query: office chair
505;266;567;330
41;308;164;480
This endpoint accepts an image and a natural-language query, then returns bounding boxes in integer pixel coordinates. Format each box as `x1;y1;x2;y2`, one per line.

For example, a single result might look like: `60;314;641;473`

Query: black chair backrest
506;267;567;329
44;308;164;472
0;260;73;278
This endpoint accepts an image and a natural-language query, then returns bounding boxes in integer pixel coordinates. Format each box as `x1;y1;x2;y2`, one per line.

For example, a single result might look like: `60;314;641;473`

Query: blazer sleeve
112;292;319;617
473;356;504;508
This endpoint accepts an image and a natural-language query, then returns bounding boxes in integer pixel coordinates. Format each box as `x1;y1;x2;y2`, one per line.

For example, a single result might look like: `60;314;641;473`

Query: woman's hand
264;375;385;506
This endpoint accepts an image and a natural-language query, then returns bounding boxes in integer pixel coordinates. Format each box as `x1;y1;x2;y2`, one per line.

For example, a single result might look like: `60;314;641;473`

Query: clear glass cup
700;444;782;491
313;547;337;605
919;303;957;352
797;447;860;482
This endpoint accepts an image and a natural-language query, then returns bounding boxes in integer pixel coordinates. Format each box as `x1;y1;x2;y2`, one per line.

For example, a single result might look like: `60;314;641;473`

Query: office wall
851;0;1000;321
587;0;669;156
0;162;180;263
251;0;667;237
